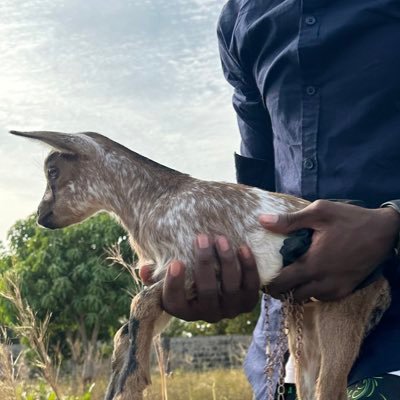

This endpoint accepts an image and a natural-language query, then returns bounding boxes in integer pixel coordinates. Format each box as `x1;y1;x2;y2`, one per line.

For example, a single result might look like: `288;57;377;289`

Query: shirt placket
299;1;321;200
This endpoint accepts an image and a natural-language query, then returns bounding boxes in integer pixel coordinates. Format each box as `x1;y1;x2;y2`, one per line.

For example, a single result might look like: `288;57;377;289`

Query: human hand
160;234;260;323
260;200;400;302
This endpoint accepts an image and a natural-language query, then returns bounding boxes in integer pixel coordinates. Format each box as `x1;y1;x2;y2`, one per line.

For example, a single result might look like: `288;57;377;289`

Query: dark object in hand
280;228;313;267
279;200;367;268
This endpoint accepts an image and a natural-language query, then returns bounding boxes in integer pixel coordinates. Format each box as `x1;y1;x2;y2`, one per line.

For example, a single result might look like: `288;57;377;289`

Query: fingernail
170;261;182;277
197;234;209;249
260;214;279;224
216;236;229;252
239;245;251;259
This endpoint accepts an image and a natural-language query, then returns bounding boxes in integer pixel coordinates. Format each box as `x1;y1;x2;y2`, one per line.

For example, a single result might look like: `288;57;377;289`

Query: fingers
259;199;333;234
259;211;310;234
267;261;311;298
292;279;353;303
193;235;221;321
162;261;192;320
291;281;321;303
162;235;223;323
194;235;219;293
237;245;260;312
216;236;241;293
215;236;242;318
238;246;260;290
162;235;260;323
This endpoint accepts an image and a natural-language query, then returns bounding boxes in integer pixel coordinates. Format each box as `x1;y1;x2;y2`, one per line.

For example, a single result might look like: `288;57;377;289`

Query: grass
62;368;253;400
0;277;62;399
0;368;253;400
144;369;253;400
0;275;253;400
0;336;18;399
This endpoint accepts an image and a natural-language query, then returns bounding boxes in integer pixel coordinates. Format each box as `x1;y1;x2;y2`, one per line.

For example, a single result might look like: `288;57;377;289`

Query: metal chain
263;293;275;400
294;301;304;364
263;291;304;400
276;294;290;400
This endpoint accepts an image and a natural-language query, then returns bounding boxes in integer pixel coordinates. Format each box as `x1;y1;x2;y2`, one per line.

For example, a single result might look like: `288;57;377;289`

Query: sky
0;0;239;244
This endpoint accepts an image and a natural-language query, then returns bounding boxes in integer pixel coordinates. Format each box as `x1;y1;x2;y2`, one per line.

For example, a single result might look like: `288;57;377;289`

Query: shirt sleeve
217;20;276;191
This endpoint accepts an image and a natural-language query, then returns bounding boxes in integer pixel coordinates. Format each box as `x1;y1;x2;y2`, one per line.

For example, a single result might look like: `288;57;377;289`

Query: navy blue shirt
217;1;400;398
218;0;400;206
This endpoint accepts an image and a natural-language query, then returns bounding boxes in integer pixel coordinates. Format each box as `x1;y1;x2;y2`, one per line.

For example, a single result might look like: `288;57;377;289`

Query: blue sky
0;0;239;243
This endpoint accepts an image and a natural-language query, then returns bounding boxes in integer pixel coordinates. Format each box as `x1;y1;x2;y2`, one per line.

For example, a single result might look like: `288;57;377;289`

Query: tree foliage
0;213;138;373
0;212;261;348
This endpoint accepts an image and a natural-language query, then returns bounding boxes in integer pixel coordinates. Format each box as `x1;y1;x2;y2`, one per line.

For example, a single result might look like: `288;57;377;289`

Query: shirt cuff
380;200;400;253
381;200;400;214
234;152;275;191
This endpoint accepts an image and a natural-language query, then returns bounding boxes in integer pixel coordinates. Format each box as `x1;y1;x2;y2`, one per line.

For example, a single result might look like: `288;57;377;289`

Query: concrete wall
152;335;252;371
10;335;253;373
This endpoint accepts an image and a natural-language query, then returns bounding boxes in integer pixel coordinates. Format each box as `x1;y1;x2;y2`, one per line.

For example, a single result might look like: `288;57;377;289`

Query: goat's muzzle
37;211;57;229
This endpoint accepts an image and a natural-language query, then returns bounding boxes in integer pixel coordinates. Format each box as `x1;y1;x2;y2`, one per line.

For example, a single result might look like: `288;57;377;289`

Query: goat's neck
98;152;186;237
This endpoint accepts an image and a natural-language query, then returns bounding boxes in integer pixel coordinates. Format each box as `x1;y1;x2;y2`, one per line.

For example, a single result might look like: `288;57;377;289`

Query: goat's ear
9;130;94;155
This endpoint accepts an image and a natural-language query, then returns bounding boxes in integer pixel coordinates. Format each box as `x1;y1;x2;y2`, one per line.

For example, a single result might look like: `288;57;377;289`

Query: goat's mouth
38;211;58;230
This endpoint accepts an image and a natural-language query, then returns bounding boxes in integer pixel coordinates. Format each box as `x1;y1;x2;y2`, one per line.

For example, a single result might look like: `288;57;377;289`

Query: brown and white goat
11;130;391;400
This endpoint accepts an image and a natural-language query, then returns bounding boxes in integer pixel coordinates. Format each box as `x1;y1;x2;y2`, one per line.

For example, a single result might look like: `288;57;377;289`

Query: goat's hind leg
315;278;390;400
289;304;320;400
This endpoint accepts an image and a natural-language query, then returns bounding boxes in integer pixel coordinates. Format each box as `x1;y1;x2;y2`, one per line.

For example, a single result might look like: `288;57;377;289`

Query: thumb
139;264;155;285
259;209;313;234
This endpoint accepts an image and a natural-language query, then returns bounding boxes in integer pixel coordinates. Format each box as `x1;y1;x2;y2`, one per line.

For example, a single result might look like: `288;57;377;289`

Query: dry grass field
0;368;253;400
144;369;253;400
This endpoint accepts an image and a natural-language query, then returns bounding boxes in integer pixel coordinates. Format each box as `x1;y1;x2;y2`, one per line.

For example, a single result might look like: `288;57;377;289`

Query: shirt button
303;158;315;170
306;86;317;96
305;16;317;26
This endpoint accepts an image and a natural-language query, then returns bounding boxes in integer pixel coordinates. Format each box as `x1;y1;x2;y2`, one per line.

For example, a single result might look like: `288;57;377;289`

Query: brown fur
288;278;390;399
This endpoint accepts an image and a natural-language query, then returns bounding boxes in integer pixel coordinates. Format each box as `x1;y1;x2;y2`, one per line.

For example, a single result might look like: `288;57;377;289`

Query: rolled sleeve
217;19;275;191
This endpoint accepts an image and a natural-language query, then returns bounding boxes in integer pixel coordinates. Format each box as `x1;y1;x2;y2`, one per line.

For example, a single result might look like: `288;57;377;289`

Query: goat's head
10;130;111;229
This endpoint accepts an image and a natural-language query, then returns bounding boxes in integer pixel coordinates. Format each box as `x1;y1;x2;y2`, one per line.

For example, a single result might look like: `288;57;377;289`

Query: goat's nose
37;211;55;229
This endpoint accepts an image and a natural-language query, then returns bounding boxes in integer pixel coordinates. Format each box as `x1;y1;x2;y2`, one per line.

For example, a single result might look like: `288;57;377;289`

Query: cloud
0;0;239;243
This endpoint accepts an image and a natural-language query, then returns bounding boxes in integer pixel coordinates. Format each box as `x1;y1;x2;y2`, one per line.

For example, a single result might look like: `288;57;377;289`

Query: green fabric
275;374;400;400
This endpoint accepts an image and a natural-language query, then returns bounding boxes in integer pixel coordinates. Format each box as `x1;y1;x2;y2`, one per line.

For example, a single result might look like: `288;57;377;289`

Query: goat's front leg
104;281;171;400
104;323;130;400
315;278;391;400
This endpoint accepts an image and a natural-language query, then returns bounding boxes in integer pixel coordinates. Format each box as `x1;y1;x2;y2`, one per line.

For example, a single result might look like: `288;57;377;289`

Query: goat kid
11;130;391;400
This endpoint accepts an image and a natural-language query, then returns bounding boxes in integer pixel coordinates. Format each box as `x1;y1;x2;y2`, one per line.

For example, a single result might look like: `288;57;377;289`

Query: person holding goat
152;1;400;399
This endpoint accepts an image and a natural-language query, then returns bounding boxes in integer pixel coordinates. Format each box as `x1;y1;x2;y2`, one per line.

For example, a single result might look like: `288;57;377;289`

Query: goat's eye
48;167;59;180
